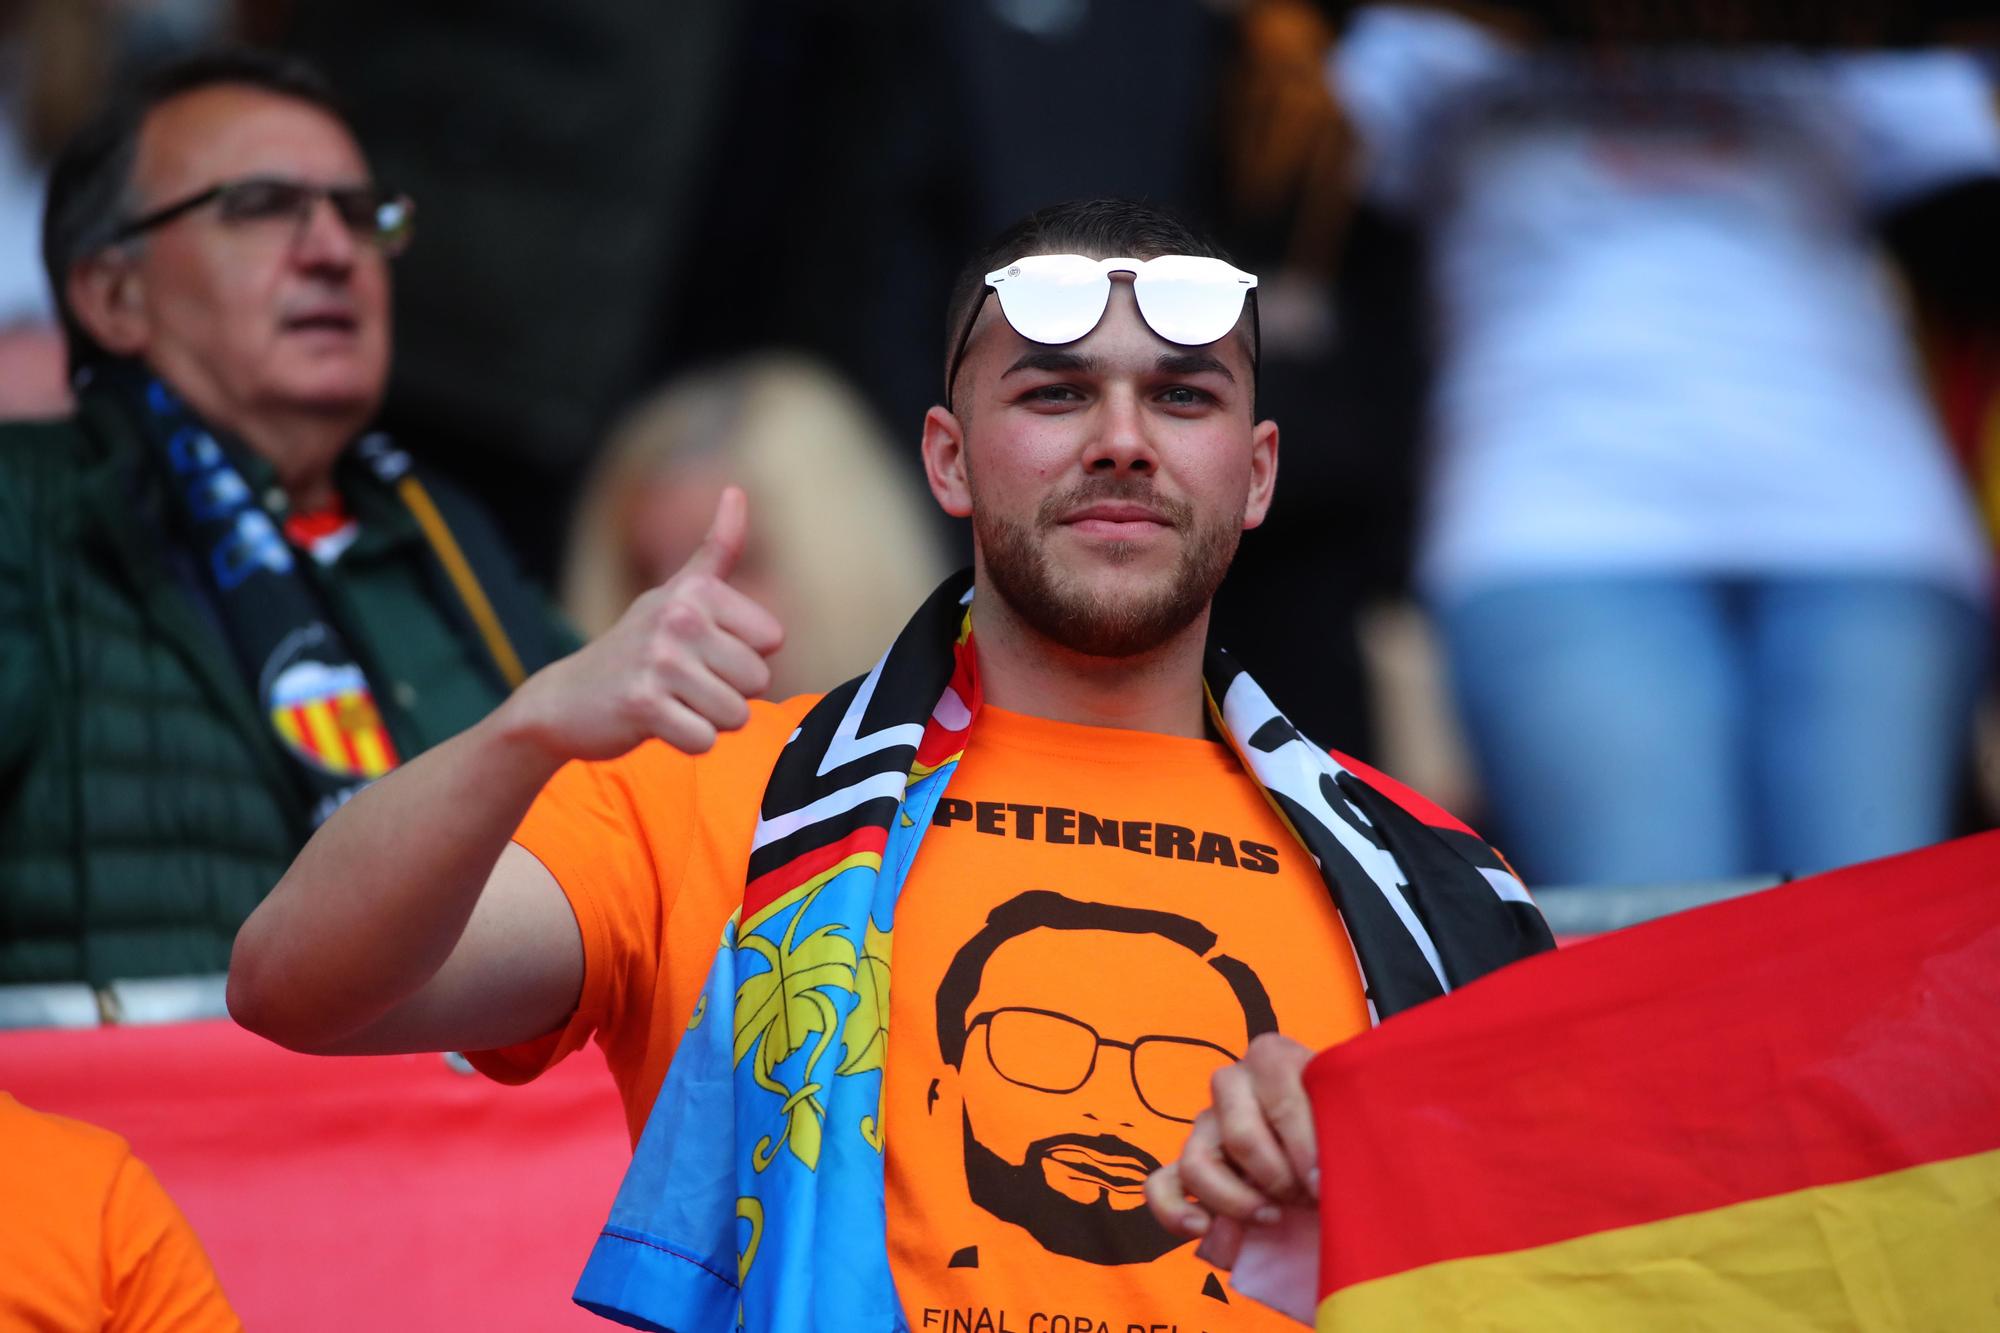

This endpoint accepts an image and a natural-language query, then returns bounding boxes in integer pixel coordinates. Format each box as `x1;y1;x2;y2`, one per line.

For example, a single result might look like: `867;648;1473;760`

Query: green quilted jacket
0;391;574;985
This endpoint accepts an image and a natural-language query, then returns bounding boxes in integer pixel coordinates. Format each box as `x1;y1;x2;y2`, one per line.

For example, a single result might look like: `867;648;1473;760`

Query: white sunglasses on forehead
945;253;1260;403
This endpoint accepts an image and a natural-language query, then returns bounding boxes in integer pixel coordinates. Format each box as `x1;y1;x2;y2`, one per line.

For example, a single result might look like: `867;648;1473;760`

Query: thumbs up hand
503;486;786;763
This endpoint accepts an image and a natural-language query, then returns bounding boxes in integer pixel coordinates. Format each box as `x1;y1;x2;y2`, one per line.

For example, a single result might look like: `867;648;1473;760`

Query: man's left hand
1144;1032;1319;1268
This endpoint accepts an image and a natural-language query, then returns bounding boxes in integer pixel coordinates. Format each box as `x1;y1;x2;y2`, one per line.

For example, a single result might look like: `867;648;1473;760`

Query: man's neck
236;412;353;513
968;581;1214;739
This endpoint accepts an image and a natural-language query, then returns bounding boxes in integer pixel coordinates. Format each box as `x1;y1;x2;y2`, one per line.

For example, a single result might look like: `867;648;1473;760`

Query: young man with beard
231;199;1549;1331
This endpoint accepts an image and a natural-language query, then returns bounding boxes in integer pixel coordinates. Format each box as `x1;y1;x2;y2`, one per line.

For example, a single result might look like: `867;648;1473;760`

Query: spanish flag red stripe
1306;832;2000;1320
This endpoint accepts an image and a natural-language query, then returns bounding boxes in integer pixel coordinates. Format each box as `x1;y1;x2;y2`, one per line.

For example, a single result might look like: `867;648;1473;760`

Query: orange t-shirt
474;699;1371;1331
0;1093;242;1332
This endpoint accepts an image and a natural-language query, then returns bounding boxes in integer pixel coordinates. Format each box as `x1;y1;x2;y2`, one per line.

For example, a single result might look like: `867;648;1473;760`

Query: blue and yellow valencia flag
1304;831;2000;1330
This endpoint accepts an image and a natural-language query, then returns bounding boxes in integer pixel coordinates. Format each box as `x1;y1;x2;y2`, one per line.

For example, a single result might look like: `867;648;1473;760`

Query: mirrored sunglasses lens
1134;267;1248;346
994;259;1111;345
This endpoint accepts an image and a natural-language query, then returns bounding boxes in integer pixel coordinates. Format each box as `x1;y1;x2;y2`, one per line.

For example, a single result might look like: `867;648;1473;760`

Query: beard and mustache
972;474;1241;660
961;1115;1188;1266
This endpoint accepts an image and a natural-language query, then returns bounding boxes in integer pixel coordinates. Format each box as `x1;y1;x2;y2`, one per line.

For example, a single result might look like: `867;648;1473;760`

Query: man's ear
65;252;150;359
922;404;973;519
931;1063;964;1118
1242;418;1279;531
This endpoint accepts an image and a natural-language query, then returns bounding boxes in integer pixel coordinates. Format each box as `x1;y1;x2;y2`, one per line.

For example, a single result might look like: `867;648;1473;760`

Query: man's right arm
227;488;783;1055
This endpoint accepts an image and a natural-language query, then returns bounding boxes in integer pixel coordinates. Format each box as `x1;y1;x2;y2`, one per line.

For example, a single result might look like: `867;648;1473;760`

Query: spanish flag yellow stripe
1317;1147;2000;1331
272;708;305;752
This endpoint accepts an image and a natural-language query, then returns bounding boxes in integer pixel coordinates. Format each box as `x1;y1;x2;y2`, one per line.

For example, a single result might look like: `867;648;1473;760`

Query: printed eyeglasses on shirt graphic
969;1005;1238;1123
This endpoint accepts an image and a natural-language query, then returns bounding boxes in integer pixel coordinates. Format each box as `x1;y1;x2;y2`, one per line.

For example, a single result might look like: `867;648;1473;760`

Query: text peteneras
931;798;1281;874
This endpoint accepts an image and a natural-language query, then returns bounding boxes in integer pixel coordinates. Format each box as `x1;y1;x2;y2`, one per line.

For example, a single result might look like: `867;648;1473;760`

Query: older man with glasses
0;50;572;987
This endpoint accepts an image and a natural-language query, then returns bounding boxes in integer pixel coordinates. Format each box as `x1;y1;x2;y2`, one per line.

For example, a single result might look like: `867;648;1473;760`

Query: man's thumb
682;485;748;580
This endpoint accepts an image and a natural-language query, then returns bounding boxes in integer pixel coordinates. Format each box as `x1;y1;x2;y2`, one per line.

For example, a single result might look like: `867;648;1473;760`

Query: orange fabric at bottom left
0;1091;242;1332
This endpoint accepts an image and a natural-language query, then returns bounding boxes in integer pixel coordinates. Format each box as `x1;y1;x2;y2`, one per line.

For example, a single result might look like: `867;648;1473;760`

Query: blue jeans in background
1433;575;1990;887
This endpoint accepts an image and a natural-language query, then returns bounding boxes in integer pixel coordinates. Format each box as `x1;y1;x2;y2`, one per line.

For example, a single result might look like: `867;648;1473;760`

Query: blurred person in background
563;354;948;697
0;49;570;986
1331;1;2000;885
0;1092;243;1331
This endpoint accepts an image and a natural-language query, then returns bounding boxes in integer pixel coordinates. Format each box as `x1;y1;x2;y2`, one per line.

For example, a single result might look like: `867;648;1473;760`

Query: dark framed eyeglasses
111;176;415;254
969;1005;1239;1124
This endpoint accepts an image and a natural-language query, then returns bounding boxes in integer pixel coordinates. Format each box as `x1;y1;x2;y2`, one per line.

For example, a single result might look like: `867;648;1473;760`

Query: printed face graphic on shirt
934;891;1277;1265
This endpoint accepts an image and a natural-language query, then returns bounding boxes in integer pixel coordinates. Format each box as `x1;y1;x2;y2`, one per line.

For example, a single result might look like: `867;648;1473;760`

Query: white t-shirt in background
1332;6;2000;605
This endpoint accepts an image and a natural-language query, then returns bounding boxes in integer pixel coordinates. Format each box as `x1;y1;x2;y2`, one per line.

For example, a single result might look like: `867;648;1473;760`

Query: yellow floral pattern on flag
836;919;893;1151
733;883;861;1174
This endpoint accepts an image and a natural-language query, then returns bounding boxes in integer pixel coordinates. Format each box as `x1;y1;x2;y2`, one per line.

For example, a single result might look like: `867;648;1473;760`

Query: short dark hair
41;48;346;382
935;889;1278;1068
942;198;1256;404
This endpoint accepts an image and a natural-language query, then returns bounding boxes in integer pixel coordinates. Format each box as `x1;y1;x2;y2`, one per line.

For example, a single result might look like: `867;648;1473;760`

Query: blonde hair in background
563;353;951;698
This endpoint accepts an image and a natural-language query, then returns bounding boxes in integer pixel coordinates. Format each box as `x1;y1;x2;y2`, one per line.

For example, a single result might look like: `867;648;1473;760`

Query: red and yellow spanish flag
1306;832;2000;1330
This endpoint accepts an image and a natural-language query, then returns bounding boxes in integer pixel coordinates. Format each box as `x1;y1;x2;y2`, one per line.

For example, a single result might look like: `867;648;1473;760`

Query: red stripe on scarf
743;825;892;921
914;634;981;772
